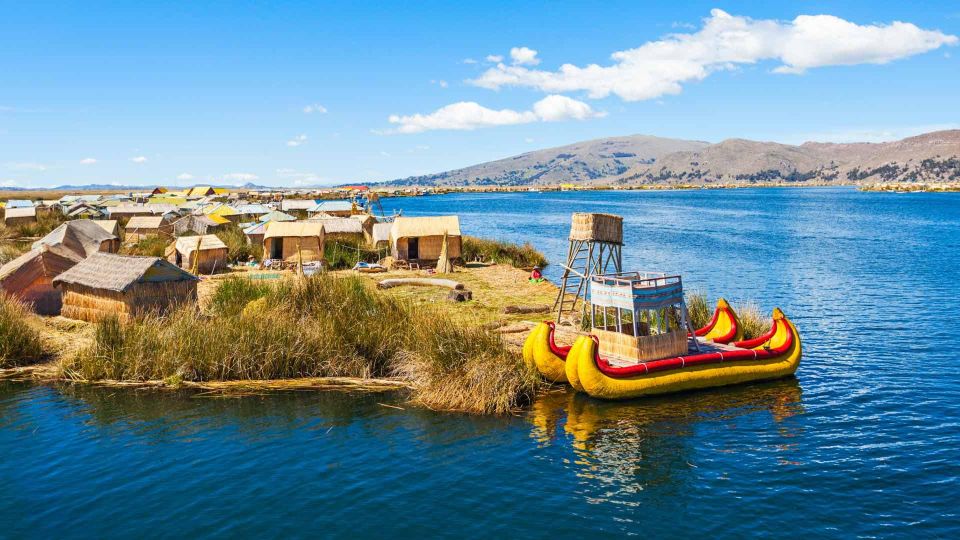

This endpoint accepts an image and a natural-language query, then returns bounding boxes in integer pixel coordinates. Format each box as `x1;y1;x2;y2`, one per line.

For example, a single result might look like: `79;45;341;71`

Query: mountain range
382;130;960;187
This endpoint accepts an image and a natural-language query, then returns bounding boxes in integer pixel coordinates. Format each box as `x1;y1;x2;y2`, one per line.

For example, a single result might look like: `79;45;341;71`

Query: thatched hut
125;216;171;242
34;220;121;257
3;206;37;227
0;247;77;315
242;221;268;247
263;222;325;262
166;234;229;274
390;216;462;262
172;214;222;236
53;252;199;323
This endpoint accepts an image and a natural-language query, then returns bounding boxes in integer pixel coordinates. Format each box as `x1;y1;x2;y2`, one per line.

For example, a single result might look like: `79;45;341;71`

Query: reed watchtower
553;213;623;321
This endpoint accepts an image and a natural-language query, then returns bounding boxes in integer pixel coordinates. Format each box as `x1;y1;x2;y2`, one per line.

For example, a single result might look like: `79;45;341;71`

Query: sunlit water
3;188;959;537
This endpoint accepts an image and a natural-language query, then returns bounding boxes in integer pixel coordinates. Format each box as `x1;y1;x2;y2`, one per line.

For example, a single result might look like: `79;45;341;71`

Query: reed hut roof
33;220;119;260
259;210;297;223
309;217;362;234
309;200;353;213
4;207;37;219
173;235;228;257
243;221;268;236
390;215;461;239
372;223;392;244
126;216;166;229
206;214;231;225
5;199;35;208
264;221;325;239
92;220;120;236
53;252;198;292
280;199;318;212
235;204;270;215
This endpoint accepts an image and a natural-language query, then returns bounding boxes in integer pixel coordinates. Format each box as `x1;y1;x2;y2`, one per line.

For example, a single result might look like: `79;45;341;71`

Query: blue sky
1;1;957;188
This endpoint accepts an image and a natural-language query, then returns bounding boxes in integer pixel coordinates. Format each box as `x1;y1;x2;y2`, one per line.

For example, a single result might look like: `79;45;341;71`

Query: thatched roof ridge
309;217;362;234
53;252;198;292
264;221;325;239
174;234;228;256
4;207;37;219
126;216;166;229
33;220;119;260
391;216;461;239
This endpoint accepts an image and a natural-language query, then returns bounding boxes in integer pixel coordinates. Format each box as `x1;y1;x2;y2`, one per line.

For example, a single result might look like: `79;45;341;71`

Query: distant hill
382;135;710;186
382;130;960;186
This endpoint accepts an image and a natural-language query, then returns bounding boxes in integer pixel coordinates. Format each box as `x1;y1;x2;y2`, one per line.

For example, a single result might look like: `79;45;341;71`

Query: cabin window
408;238;419;260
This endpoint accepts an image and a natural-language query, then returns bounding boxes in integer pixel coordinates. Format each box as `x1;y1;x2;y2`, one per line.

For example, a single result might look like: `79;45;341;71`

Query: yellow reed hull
569;316;801;401
522;322;568;384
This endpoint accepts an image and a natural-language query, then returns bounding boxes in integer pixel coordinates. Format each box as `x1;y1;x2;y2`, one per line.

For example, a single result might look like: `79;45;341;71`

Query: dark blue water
3;188;959;537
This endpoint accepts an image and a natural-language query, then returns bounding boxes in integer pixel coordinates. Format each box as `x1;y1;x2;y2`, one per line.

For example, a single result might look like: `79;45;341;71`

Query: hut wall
393;235;462;260
60;286;132;323
186;248;229;274
60;281;197;323
264;236;323;262
4;215;37;227
15;277;62;316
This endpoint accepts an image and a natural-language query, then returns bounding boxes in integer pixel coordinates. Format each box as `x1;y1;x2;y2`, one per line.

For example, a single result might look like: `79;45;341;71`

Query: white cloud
470;10;958;101
303;104;327;114
177;173;194;181
287;134;308;147
525;137;535;143
1;179;17;187
6;161;46;171
80;157;97;165
462;58;478;64
439;80;448;88
224;173;259;181
485;54;504;63
130;156;147;163
385;94;604;134
509;47;540;65
380;151;392;157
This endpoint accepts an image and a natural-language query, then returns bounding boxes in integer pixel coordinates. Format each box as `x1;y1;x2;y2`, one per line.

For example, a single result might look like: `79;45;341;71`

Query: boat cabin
589;272;699;363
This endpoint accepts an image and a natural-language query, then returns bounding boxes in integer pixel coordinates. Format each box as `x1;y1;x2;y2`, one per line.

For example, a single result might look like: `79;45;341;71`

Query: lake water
3;188;959;537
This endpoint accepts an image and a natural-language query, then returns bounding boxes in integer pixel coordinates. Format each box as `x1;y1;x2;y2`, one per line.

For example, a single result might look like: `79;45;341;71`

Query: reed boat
523;297;744;383
568;308;801;400
524;272;801;400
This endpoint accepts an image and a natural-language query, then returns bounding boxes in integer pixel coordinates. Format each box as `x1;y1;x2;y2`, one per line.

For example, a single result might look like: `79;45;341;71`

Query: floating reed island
2;188;795;414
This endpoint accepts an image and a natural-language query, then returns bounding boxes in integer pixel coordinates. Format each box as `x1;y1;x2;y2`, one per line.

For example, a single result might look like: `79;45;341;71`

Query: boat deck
604;337;744;367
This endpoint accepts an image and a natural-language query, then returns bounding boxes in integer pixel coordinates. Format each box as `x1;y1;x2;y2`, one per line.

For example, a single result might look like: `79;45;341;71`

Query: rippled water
3;188;959;537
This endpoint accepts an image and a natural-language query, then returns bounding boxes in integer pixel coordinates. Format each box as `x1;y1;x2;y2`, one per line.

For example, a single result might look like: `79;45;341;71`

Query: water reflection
529;380;804;497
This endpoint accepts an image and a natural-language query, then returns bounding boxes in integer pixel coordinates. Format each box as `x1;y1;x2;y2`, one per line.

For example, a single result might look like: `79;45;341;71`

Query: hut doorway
175;252;183;267
408;238;419;260
271;238;283;260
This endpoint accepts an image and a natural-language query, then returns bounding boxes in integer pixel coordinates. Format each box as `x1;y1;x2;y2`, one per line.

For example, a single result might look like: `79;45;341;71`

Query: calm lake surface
3;187;959;537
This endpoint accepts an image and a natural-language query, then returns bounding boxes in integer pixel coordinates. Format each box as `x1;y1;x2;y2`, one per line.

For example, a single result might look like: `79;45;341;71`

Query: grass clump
324;239;381;270
121;236;170;257
736;303;769;341
685;292;770;340
66;274;539;414
686;291;711;330
462;235;547;269
216;224;260;263
0;293;45;367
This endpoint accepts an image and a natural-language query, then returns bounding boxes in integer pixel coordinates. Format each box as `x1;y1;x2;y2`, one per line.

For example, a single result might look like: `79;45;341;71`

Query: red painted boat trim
593;319;794;378
545;321;572;358
694;308;720;336
693;306;738;343
731;320;780;349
